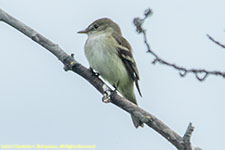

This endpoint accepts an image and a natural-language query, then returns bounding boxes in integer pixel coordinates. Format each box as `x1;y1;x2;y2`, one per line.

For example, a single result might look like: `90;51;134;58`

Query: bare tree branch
0;8;197;150
133;8;225;81
207;34;225;49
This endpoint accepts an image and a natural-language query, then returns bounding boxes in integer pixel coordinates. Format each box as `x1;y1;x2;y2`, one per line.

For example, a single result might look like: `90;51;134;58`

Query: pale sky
0;0;225;150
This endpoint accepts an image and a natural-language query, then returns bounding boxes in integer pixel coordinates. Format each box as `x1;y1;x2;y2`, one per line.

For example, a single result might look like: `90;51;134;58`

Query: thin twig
134;8;225;81
207;34;225;49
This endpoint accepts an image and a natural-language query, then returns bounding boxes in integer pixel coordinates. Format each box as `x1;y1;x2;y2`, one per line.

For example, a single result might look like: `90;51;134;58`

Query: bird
78;18;143;128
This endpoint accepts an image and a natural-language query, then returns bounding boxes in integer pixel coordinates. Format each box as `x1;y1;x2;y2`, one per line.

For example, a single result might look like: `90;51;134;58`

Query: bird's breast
84;34;130;86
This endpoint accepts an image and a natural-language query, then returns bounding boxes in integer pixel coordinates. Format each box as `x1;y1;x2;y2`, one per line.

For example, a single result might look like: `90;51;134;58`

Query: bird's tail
118;82;144;128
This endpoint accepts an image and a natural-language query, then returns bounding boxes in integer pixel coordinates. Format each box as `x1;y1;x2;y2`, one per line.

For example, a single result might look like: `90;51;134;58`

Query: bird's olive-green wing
112;32;142;97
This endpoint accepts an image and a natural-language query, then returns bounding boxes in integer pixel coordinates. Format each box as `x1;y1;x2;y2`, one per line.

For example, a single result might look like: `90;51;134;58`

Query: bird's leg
111;80;120;96
89;67;100;77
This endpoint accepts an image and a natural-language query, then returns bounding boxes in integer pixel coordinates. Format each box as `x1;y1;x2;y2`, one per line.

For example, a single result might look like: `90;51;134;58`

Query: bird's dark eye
93;24;99;30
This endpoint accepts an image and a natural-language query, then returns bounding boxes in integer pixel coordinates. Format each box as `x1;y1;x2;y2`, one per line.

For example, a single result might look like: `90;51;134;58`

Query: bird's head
78;18;121;36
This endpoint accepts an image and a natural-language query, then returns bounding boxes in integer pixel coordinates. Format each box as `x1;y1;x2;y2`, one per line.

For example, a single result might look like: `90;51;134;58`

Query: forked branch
133;8;225;81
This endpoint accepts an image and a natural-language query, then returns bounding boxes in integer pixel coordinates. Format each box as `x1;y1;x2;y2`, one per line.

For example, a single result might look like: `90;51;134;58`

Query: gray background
0;0;225;150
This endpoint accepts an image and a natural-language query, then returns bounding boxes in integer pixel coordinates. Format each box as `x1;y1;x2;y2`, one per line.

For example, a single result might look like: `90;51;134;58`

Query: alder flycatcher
78;18;143;128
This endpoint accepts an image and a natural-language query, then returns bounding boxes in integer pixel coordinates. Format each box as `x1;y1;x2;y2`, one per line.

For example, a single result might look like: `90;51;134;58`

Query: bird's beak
77;29;88;34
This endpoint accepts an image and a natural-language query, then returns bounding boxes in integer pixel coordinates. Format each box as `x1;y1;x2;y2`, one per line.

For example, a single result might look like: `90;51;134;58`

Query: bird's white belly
84;34;129;86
